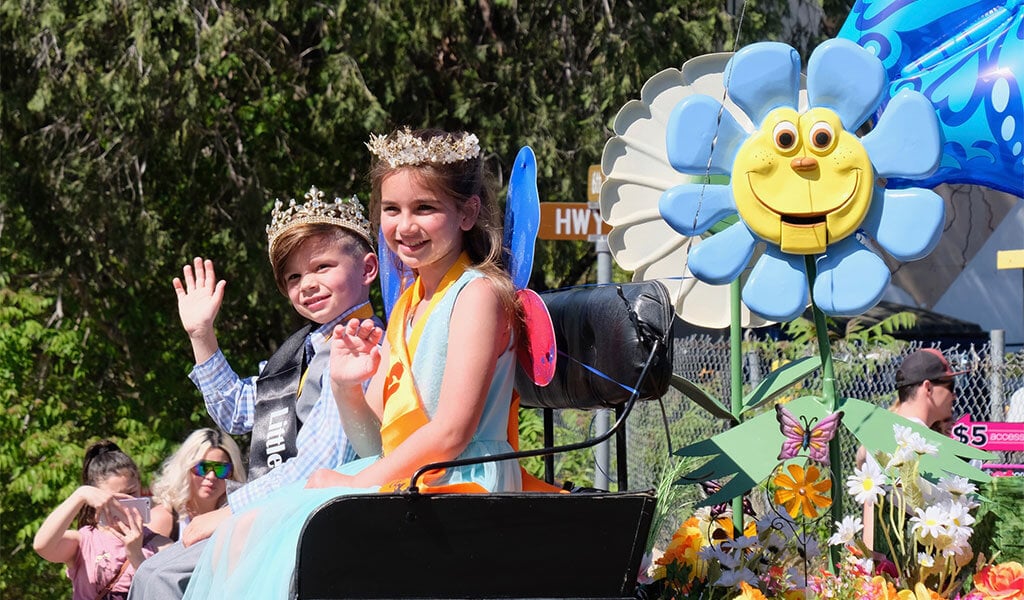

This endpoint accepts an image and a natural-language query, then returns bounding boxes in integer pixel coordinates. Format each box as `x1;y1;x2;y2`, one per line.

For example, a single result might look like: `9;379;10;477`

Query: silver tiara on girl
366;127;481;168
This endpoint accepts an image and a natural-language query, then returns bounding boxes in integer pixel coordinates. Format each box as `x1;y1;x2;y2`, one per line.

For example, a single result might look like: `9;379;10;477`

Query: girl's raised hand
329;318;383;386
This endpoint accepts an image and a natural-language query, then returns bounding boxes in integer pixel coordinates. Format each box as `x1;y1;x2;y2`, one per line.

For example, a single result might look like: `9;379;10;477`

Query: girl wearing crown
182;128;525;598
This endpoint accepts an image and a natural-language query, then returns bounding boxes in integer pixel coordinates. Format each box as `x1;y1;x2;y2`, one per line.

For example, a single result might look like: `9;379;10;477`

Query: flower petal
724;42;801;127
862;89;941;179
860;187;944;261
742;248;808;322
666;95;747;174
689;222;757;285
807;39;886;131
812;236;889;316
659;183;736;236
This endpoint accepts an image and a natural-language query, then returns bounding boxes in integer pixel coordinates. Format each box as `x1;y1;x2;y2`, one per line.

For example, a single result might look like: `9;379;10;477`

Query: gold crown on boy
266;186;373;257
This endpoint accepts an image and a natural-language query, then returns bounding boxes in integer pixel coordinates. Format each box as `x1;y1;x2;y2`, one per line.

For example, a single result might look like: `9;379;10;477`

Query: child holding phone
33;440;170;600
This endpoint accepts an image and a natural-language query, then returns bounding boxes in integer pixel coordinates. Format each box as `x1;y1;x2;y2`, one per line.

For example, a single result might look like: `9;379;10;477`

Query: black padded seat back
294;491;656;599
515;280;673;410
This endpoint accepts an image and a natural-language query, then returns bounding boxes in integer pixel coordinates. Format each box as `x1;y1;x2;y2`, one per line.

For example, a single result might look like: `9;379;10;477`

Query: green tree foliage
1;1;841;596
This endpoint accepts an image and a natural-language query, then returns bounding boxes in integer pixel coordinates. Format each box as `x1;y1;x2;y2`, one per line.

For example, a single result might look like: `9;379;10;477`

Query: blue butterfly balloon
838;0;1024;197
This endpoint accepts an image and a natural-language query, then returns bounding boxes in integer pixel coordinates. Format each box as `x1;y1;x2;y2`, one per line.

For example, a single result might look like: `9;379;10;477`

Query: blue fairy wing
378;229;413;320
503;146;541;290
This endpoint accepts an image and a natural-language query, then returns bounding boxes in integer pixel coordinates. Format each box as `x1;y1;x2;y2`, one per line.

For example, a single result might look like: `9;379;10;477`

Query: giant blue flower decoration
659;39;945;321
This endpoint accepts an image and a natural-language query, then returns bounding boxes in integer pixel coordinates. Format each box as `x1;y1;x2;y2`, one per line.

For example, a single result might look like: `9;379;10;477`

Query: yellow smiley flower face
732;106;874;254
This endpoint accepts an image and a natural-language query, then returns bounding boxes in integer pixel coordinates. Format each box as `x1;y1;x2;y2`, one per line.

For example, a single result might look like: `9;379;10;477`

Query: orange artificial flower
655;516;711;582
732;581;768;600
773;463;832;519
973;561;1024;599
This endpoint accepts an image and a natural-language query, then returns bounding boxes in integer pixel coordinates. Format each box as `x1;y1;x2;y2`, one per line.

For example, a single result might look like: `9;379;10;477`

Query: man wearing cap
891;348;964;429
858;349;963;469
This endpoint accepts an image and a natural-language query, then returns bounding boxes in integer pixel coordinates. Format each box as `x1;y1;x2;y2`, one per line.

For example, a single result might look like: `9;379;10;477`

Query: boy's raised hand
173;257;227;364
329;319;383;385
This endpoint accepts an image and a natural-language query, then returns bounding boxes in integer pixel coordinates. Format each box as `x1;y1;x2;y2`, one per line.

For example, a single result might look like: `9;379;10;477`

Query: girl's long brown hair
369;128;522;333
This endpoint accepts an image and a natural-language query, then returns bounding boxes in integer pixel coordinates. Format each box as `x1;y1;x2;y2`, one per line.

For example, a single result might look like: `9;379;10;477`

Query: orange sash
377;255;485;493
376;254;563;494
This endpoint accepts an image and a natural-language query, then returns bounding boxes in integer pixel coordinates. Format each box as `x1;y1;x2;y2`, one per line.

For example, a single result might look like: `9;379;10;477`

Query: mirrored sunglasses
191;460;233;479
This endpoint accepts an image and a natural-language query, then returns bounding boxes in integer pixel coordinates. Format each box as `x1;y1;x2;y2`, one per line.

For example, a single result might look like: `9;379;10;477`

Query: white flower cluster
831;423;980;574
909;499;976;560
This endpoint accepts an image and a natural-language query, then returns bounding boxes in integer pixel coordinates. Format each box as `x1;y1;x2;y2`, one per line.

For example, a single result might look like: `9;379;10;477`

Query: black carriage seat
294;281;673;600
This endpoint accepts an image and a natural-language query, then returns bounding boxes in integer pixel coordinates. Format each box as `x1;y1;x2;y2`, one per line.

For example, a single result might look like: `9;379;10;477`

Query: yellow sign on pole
587;164;604;202
997;249;1024;270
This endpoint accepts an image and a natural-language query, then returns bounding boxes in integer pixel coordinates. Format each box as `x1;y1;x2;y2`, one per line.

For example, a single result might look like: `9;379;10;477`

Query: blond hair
150;428;246;518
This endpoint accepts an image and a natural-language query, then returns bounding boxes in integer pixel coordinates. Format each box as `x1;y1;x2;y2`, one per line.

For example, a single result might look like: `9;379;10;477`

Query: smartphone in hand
98;497;151;526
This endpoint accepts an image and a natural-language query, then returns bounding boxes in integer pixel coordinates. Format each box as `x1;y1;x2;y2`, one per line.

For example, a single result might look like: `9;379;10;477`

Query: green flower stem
805;256;842;572
878;497;904;579
730;278;744;534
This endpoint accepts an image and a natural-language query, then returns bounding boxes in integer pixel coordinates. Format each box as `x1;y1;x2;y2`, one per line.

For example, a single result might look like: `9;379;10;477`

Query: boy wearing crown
128;187;380;600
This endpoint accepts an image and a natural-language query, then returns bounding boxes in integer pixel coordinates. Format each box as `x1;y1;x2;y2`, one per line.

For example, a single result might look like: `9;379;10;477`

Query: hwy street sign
538;202;612;241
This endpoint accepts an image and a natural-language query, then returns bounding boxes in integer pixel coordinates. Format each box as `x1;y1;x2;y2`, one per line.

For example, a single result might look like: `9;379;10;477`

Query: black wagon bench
294;280;674;600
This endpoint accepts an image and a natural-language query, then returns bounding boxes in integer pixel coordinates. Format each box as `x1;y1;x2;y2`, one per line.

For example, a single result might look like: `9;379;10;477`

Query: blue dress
182;269;522;599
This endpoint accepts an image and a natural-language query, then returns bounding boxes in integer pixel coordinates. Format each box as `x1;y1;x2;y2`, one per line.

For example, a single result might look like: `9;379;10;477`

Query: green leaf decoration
838;397;994;482
670;374;737;423
675;396;832;506
741;356;821;414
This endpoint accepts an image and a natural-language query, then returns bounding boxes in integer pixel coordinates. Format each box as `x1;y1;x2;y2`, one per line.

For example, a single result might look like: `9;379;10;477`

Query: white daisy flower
887;445;917;469
907;433;938;456
910;505;950;541
714;566;758;587
725;535;758;551
893;424;914;447
846;456;887;506
700;544;740;569
918;552;935;568
937;476;976;498
828;515;864;546
945;500;975;531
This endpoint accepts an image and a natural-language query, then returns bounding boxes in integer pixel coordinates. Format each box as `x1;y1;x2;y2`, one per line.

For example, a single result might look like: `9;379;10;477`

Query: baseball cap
895;348;968;388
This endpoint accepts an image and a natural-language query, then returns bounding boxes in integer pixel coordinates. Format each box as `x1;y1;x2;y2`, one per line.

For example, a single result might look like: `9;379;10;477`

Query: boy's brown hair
269;222;373;294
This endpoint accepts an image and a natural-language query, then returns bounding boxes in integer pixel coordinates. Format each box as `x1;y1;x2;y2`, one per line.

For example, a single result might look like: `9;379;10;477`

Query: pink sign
951;414;1024;452
981;464;1024;477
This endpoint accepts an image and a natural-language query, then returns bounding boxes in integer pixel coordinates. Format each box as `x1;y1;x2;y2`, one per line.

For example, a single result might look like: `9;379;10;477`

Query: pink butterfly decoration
775;405;844;465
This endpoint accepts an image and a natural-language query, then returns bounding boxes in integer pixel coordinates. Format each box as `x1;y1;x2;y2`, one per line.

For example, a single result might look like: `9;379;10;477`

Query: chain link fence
535;334;1024;544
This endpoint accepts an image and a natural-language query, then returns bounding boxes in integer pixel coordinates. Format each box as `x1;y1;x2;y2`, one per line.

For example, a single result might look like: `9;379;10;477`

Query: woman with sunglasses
149;429;247;541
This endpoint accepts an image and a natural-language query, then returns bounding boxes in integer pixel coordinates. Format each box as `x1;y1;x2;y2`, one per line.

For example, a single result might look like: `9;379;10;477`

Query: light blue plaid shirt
188;303;377;512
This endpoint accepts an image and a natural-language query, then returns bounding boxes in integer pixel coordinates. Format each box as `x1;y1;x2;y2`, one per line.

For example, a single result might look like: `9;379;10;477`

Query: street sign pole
536;165;615;490
589;165;613;492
